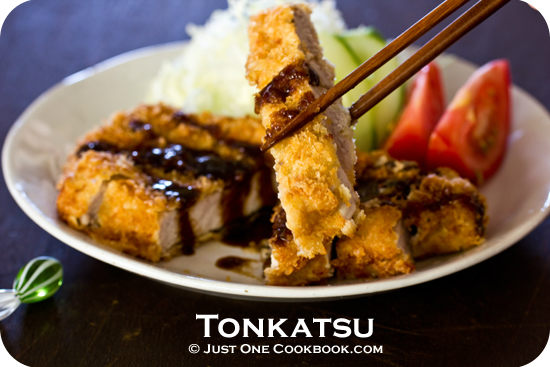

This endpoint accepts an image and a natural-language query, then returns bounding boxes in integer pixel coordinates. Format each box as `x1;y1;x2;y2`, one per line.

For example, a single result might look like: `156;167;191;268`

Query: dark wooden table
1;1;549;366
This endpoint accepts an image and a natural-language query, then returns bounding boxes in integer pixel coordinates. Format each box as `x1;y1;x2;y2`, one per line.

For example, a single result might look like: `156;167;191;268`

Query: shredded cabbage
146;0;346;116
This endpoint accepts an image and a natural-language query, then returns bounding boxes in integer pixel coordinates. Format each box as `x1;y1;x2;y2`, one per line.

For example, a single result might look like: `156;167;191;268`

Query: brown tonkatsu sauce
215;256;259;277
78;142;253;187
266;91;315;141
216;256;251;270
258;167;276;208
172;111;222;137
221;179;252;226
405;193;487;236
150;179;199;254
220;207;273;247
77;141;118;156
172;111;267;160
355;158;421;205
128;118;152;132
254;61;317;106
131;144;253;181
355;177;414;204
270;206;293;248
355;180;380;203
254;62;318;143
255;63;310;112
76;116;276;255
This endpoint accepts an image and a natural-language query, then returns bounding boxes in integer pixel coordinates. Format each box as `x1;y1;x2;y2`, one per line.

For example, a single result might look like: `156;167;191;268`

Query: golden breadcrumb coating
333;201;414;279
264;205;333;285
57;104;274;262
404;170;488;258
57;151;177;261
80;103;264;159
355;150;421;207
332;150;488;279
247;5;359;285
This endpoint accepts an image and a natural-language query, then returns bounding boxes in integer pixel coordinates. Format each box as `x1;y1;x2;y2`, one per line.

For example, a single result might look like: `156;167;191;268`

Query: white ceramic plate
3;42;550;300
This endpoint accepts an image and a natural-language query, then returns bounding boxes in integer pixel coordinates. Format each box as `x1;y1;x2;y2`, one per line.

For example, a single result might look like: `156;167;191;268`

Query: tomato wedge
426;60;511;184
384;63;445;166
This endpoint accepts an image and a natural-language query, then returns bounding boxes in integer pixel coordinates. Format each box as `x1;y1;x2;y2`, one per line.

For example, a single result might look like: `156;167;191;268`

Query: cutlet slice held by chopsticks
246;4;359;284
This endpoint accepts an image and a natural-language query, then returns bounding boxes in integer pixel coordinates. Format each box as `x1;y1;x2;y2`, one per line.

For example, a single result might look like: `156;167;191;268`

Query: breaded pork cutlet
333;200;414;280
331;151;418;280
265;205;339;285
246;4;359;285
334;151;487;280
404;168;488;258
57;103;276;261
355;150;421;208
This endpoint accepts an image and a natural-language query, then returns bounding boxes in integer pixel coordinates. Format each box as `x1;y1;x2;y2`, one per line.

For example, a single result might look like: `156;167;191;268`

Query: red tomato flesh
385;63;445;166
426;60;511;184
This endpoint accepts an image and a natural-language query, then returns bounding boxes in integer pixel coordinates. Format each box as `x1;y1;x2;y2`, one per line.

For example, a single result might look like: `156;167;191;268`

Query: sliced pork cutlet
333;151;488;279
333;200;414;280
264;205;336;286
247;4;359;285
404;168;488;258
355;152;487;260
331;151;418;279
57;104;276;262
355;150;422;208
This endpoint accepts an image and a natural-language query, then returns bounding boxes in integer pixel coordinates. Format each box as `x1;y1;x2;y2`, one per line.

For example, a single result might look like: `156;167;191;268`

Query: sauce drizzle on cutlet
150;179;199;254
77;118;276;254
128;119;152;132
173;110;266;160
271;206;293;247
172;111;222;137
405;194;486;236
254;62;319;143
77;141;118;156
219;207;273;247
130;144;253;181
255;63;310;113
254;63;318;112
265;91;315;142
78;141;259;183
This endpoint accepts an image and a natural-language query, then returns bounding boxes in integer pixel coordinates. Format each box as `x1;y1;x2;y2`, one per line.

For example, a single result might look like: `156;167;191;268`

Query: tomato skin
426;60;511;184
385;63;445;166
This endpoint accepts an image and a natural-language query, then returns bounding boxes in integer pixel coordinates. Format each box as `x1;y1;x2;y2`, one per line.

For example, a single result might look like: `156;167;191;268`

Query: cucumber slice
353;115;377;152
318;32;372;107
338;27;405;149
319;32;377;151
318;32;358;82
337;27;386;65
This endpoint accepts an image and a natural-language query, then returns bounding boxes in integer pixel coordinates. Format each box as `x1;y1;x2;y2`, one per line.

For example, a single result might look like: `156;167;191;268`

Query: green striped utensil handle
0;256;63;321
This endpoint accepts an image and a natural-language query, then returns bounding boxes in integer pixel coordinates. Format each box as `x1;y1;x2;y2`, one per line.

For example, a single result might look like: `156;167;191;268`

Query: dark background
1;1;549;366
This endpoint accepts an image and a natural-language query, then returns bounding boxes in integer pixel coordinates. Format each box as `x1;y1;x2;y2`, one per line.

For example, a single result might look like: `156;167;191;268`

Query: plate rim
3;42;550;300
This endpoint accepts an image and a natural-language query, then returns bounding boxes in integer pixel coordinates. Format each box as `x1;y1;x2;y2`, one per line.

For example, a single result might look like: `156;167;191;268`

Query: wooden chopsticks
261;0;510;151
